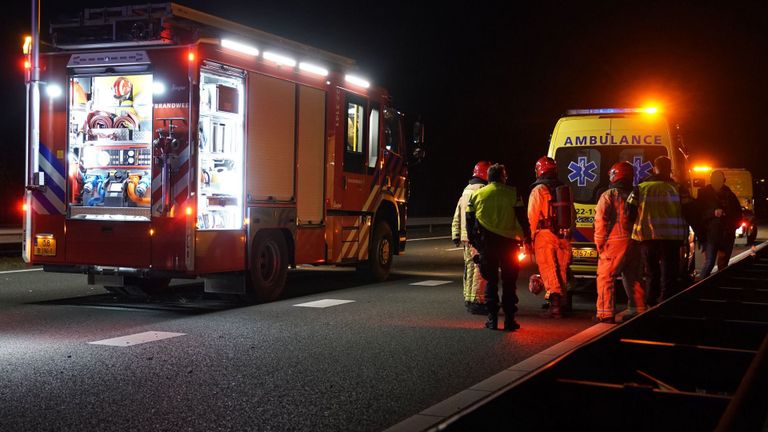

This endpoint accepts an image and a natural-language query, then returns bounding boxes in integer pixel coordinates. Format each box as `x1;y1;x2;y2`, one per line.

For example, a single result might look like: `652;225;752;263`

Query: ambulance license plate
34;235;56;256
572;248;597;259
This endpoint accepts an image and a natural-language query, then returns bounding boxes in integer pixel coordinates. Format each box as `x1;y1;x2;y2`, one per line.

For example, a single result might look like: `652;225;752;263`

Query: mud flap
203;272;246;294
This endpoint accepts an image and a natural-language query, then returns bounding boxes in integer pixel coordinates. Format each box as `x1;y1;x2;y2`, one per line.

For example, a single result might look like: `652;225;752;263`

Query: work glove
453;238;461;247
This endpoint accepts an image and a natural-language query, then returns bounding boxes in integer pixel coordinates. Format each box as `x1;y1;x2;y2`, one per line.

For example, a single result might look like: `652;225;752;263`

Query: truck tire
747;226;758;246
246;230;288;302
357;221;394;282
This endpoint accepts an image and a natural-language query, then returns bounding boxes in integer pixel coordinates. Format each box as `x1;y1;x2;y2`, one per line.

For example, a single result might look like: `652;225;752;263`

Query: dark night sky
3;1;768;223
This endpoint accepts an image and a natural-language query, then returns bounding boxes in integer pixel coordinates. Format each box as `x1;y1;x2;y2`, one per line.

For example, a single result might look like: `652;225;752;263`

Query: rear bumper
43;264;192;280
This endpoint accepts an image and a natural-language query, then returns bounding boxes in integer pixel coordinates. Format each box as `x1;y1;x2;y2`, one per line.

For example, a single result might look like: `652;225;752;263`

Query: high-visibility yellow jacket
452;181;485;242
467;182;525;240
627;177;687;241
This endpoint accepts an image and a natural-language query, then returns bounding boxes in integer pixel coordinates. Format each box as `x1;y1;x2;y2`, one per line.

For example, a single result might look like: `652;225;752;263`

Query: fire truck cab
547;108;695;287
23;3;421;300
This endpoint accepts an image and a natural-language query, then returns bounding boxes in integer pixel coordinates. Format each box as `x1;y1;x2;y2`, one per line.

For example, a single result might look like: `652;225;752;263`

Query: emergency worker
466;164;529;331
452;161;491;314
695;170;742;278
528;157;574;319
627;156;688;306
594;162;646;323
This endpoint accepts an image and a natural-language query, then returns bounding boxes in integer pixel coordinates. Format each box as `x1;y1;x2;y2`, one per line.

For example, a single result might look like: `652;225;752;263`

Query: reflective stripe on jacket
452;182;485;242
594;187;633;245
527;184;550;238
628;180;687;241
467;182;525;240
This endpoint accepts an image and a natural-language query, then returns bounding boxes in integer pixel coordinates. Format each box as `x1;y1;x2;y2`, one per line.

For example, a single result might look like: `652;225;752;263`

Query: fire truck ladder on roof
435;242;768;432
49;2;356;70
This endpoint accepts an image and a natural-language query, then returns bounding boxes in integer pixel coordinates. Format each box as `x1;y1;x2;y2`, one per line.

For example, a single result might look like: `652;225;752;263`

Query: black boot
485;312;498;330
544;293;562;319
469;302;488;315
504;317;520;331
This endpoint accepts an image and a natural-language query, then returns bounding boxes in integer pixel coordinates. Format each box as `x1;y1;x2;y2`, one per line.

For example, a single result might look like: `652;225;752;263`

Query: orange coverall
594;187;646;319
528;184;571;296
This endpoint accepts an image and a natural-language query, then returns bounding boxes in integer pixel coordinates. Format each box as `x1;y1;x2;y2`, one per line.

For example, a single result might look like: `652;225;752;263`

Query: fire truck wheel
358;221;393;282
246;230;288;302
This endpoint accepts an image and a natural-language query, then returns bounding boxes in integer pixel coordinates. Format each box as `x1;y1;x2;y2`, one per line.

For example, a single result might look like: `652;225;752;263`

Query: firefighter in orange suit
594;162;646;323
528;156;574;318
452;161;491;314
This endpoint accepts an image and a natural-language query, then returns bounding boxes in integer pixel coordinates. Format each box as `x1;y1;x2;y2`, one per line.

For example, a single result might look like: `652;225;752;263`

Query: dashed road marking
410;280;453;286
88;331;186;347
294;299;356;308
0;268;43;275
445;247;463;251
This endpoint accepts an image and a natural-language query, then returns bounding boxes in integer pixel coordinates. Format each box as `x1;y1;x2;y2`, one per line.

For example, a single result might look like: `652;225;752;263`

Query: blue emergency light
566;108;658;115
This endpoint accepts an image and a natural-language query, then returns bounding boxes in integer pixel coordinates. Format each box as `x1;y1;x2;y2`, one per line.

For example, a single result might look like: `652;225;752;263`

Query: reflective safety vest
452;182;485;242
467;182;525;240
628;180;687;241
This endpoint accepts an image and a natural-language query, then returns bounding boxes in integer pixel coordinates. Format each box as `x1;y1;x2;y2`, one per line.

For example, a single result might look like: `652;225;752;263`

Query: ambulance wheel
246;230;288;302
357;221;394;282
747;226;757;246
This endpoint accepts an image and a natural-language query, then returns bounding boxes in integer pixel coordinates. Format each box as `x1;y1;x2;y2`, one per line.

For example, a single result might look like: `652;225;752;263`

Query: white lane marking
89;331;186;347
408;236;452;242
410;280;453;286
294;299;356;308
0;268;43;275
445;247;463;251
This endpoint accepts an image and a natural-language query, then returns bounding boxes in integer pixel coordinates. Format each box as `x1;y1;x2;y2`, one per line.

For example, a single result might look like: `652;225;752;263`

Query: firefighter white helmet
529;274;545;296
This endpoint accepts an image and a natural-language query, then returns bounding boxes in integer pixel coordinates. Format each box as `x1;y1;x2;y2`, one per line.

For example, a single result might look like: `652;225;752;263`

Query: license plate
34;234;56;256
572;248;597;258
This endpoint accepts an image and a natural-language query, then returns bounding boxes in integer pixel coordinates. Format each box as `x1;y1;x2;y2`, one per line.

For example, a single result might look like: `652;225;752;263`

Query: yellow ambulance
546;108;695;286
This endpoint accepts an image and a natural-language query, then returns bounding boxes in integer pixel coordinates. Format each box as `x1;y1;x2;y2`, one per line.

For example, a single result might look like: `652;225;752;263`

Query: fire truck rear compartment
65;220;151;268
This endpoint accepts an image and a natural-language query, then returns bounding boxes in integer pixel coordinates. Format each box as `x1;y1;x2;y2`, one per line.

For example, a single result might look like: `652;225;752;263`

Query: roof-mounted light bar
263;51;297;68
221;39;259;56
345;74;370;89
566;107;659;115
299;62;329;77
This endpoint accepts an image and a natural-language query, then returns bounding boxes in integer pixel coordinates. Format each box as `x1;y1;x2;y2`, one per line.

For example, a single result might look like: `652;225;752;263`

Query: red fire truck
23;3;422;300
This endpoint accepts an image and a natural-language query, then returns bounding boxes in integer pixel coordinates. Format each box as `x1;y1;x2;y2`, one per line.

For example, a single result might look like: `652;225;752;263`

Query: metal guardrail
406;217;452;228
0;228;22;245
437;242;768;431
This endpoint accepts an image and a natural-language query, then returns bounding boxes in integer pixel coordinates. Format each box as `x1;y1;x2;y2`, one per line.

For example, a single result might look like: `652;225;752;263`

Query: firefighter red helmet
535;157;557;177
473;161;492;181
609;161;634;184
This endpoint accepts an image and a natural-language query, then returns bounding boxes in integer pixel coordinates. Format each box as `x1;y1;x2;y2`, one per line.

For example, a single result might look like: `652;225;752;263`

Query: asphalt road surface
0;227;761;431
